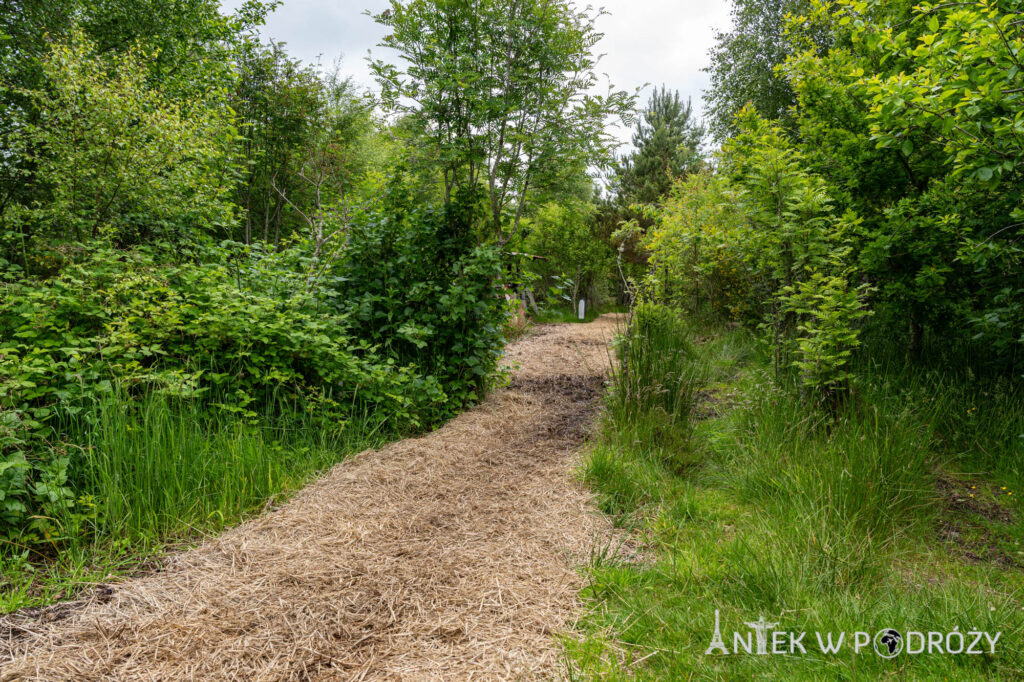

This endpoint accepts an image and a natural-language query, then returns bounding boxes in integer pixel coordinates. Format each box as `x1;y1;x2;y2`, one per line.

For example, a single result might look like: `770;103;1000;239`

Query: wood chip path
1;315;622;681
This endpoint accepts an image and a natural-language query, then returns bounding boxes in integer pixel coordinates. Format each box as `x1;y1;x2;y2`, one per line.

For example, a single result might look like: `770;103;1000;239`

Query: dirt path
1;316;621;681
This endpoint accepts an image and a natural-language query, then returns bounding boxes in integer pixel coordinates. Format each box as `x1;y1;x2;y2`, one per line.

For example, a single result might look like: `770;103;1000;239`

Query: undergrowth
0;389;391;612
568;304;1024;679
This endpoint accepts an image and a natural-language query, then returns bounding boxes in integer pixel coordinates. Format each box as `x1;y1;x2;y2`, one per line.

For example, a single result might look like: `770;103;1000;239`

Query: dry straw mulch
1;315;623;681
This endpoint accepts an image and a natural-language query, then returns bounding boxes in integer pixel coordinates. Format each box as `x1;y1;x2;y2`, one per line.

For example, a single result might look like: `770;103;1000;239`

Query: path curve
1;315;621;681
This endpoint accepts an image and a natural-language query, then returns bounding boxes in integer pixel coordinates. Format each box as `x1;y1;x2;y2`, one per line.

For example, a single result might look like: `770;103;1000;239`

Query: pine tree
616;87;704;207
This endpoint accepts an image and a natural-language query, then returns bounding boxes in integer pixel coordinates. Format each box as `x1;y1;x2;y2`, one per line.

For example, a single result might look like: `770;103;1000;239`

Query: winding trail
1;315;621;681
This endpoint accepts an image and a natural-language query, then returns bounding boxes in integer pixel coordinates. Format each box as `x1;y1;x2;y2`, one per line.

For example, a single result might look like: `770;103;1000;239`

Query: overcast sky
219;0;734;144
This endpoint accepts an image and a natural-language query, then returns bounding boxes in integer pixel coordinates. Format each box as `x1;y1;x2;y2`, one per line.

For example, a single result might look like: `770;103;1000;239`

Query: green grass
0;392;391;612
532;303;624;324
567;307;1024;679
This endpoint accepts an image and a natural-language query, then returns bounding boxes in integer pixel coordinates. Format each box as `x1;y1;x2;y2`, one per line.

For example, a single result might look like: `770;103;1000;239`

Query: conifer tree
616;87;704;207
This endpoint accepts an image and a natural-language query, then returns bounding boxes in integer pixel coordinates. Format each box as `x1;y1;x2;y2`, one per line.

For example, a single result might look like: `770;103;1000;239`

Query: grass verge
0;392;392;612
566;305;1024;679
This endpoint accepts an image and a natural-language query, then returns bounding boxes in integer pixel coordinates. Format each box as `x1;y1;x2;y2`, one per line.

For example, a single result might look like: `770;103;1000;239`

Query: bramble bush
0;244;438;542
0;225;505;544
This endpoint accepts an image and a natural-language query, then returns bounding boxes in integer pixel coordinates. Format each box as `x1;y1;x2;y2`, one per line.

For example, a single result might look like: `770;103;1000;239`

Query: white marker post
577;299;586;320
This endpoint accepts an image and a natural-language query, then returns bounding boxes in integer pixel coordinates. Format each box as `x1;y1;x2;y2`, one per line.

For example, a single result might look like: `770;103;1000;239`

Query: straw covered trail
1;315;622;681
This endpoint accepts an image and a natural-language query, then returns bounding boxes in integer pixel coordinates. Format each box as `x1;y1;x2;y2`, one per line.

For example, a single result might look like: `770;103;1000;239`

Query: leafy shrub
644;171;755;319
0;243;447;543
644;112;873;404
522;199;614;311
330;183;508;419
6;30;235;263
781;273;872;403
0;7;514;575
780;0;1024;362
1;248;424;417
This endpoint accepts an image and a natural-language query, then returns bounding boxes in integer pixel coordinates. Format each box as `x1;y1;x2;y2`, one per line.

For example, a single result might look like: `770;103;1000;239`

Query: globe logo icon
874;629;903;658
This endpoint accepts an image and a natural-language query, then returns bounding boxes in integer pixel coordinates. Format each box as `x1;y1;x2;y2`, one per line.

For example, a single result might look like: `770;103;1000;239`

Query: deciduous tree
368;0;635;240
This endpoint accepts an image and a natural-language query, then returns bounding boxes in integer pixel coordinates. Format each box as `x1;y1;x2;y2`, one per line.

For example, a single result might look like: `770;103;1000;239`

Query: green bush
331;184;508;420
0;244;438;544
0;4;515;597
781;272;872;403
5;29;235;265
521;199;614;311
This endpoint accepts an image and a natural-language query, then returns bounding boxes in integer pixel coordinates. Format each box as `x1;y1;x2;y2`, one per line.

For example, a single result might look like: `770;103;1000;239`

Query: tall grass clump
610;302;701;428
65;388;387;546
584;303;706;519
722;380;936;540
0;386;390;611
856;335;1024;481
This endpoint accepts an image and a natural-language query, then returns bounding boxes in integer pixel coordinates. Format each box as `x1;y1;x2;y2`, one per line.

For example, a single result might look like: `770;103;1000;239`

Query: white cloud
220;0;734;143
220;0;394;88
589;0;733;145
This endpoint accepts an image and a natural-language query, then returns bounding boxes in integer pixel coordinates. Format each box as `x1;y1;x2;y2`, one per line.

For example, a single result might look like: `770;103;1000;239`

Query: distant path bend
1;315;621;681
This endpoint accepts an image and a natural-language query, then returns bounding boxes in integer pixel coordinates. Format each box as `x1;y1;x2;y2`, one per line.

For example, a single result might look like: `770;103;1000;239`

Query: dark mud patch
509;374;606;449
691;388;732;421
938;475;1014;524
0;584;115;644
509;373;605;401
